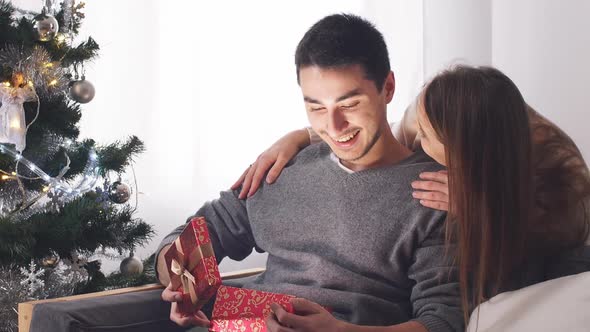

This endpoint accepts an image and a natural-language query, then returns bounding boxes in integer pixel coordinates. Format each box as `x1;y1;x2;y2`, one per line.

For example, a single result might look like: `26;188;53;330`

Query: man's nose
327;109;348;135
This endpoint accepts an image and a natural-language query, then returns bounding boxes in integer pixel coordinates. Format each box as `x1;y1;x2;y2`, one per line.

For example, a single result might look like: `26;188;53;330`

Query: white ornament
0;83;36;152
62;252;87;273
20;260;45;296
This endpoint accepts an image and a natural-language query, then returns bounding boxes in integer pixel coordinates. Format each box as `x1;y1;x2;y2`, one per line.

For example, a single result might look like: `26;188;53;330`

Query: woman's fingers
411;170;449;212
247;156;276;197
419;170;448;184
412;190;447;203
239;161;259;199
236;152;294;199
411;178;448;195
231;167;249;190
233;129;310;199
418;199;449;212
266;155;289;184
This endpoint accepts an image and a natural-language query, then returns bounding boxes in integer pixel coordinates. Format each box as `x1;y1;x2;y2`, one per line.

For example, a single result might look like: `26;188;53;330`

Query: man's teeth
335;130;359;142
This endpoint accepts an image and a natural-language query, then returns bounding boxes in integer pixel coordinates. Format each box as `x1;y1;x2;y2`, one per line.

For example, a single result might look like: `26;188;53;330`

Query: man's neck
341;128;413;172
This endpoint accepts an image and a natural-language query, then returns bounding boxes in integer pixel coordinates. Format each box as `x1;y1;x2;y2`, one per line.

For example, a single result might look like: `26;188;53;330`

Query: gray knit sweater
157;143;462;332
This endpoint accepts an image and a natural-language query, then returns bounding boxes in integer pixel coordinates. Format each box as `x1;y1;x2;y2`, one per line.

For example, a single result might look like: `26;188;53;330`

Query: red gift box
166;216;324;331
164;216;222;315
210;285;295;332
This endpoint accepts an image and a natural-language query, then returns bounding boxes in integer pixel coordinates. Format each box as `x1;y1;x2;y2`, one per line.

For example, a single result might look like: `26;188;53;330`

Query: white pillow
466;272;590;332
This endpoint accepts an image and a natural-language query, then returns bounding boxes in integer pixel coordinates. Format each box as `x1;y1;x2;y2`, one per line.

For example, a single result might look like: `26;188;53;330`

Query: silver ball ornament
69;79;95;104
33;13;59;41
120;255;143;276
109;181;131;204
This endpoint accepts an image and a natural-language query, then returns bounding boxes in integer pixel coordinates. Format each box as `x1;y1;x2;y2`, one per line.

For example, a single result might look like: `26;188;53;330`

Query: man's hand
411;170;449;212
161;283;210;328
266;298;344;332
156;244;172;286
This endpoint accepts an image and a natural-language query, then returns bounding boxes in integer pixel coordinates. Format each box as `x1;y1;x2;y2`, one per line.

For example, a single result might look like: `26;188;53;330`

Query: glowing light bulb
9;118;21;129
1;175;9;180
44;62;54;68
42;186;49;192
48;79;58;86
11;172;16;175
42;175;50;181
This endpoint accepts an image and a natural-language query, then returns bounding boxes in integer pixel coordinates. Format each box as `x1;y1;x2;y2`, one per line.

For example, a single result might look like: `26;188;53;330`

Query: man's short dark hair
295;14;391;90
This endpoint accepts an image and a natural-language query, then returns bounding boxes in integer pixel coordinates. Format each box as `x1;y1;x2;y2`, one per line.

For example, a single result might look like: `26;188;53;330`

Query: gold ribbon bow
169;233;215;305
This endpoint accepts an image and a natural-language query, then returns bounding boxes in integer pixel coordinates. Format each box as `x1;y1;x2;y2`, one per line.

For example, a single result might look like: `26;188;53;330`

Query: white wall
423;0;492;79
423;0;589;160
10;0;424;273
492;0;590;160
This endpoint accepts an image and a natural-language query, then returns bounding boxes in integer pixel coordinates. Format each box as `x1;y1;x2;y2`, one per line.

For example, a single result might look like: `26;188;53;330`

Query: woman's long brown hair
422;66;590;322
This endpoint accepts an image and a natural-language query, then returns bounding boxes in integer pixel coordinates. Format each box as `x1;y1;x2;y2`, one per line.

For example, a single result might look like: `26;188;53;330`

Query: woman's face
416;97;447;166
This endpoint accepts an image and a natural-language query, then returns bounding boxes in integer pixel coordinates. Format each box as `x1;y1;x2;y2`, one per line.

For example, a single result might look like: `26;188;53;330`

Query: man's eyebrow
303;89;362;104
335;89;362;102
304;96;321;104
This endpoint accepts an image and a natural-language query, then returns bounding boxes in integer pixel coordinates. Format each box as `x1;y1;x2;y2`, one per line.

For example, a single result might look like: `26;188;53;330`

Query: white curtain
153;0;424;273
13;0;424;273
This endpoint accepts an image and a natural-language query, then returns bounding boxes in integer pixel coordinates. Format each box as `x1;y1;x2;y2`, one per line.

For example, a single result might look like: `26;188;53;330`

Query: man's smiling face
300;64;394;170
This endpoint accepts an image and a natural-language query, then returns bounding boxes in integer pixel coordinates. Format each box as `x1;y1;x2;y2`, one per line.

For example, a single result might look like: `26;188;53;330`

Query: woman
234;66;590;324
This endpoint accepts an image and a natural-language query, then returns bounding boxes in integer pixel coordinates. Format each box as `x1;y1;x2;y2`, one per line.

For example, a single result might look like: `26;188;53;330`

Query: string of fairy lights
0;78;99;202
0;143;100;198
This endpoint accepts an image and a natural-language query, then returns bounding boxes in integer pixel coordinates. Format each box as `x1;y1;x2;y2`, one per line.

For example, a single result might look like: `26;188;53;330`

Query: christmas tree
0;1;155;330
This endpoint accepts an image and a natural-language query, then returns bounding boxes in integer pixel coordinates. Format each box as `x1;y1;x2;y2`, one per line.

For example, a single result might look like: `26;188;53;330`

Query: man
157;14;462;332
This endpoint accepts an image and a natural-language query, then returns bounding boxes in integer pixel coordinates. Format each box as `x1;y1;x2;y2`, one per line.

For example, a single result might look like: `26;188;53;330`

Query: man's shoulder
404;148;441;166
288;142;331;167
387;148;445;178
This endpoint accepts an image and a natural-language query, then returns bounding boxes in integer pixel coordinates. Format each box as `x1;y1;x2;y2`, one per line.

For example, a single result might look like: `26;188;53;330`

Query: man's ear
383;71;395;103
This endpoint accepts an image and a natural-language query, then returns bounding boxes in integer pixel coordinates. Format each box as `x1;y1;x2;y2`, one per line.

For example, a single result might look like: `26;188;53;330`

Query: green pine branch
0;0;14;30
76;254;158;294
0;191;154;266
97;136;145;176
0;0;154;299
